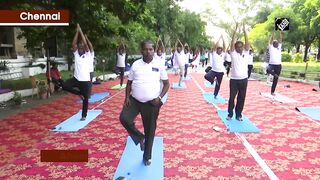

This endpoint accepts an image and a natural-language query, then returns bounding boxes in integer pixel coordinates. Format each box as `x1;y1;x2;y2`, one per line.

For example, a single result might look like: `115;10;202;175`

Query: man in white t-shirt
120;40;169;166
184;44;190;78
174;40;186;86
248;49;254;78
267;31;282;95
227;23;250;121
205;35;226;98
116;44;127;87
204;50;209;66
62;24;92;121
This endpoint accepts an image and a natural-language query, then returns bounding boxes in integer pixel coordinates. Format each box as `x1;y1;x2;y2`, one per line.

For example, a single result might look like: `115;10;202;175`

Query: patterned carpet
0;71;319;179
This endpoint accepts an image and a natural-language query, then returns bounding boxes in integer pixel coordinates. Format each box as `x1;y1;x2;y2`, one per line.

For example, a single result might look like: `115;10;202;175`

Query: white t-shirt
210;52;225;73
154;54;166;67
73;50;92;81
89;51;95;72
248;52;254;65
230;50;249;80
174;51;186;67
128;58;168;103
205;52;209;59
269;44;282;65
117;53;126;67
184;52;190;65
189;53;193;60
192;52;200;65
225;53;231;62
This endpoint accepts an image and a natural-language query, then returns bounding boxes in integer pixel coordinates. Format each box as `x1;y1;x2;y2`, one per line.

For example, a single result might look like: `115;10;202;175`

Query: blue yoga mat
113;136;164;180
296;107;320;121
217;110;261;133
78;92;110;103
205;81;216;88
183;76;192;80
51;110;102;132
203;92;226;104
172;82;186;89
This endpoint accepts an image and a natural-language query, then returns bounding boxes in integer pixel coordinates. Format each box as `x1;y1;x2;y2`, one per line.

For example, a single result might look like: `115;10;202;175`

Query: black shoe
143;159;151;166
226;116;232;121
236;117;243;121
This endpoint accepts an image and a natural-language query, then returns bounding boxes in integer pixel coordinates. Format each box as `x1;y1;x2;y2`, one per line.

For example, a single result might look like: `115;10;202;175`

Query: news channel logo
275;18;290;31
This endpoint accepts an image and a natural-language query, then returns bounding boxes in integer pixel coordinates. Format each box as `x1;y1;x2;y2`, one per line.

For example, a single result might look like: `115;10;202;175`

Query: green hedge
1;78;32;90
282;52;292;62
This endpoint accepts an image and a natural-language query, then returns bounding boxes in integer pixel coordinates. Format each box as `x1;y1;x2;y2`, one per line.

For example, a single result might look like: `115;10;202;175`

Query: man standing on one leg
227;23;250;121
62;24;92;121
120;40;169;166
184;43;190;78
267;31;282;95
205;35;226;99
116;44;127;87
174;39;186;86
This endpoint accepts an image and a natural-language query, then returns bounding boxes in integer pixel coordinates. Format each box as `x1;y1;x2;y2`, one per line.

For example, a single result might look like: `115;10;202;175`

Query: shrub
12;91;22;105
2;78;32;90
282;52;292;62
292;53;303;63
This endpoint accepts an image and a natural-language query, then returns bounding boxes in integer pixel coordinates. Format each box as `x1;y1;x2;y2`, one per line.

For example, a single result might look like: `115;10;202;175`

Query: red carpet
0;72;319;179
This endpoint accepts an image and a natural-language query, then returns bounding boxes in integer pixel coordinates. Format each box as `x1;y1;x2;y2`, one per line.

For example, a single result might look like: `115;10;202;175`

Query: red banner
0;10;69;26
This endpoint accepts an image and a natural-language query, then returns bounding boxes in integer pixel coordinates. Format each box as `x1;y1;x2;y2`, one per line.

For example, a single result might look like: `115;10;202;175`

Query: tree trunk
296;44;300;53
304;44;310;62
317;39;320;61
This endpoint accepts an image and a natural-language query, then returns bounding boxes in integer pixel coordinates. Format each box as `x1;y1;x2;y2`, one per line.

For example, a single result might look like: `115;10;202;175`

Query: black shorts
116;67;125;76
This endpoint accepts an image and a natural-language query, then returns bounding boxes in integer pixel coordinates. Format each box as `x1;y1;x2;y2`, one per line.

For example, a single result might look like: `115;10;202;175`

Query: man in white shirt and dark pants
116;45;127;87
120;40;169;166
227;23;250;121
205;35;226;98
62;24;93;121
174;40;186;86
267;31;282;95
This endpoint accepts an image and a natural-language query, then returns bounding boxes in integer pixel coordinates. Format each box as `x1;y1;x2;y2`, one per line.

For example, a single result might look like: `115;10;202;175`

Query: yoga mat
217;109;261;133
296;107;320;121
260;92;298;103
172;82;186;89
111;84;127;90
113;136;164;180
78;92;110;103
203;92;226;104
51;110;102;132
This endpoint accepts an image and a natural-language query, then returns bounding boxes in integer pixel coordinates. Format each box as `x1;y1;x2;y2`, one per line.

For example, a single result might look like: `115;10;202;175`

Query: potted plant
37;80;48;99
12;91;22;106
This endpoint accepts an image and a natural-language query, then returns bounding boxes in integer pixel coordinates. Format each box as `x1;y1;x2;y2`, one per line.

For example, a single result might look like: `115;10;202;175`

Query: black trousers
204;70;224;96
248;65;253;78
89;72;94;96
62;77;91;118
184;64;188;77
224;61;231;76
228;78;248;118
117;67;125;86
267;64;282;93
120;96;161;161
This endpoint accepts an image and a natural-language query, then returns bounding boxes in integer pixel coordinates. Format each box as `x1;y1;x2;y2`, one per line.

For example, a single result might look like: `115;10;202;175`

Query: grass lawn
254;62;320;81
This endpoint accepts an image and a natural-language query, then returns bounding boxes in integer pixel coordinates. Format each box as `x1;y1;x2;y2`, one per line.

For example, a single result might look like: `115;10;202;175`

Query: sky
177;0;289;41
